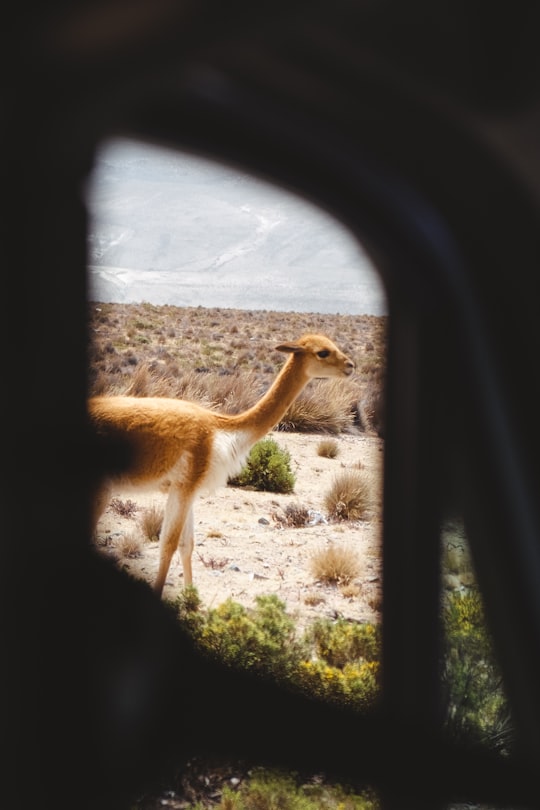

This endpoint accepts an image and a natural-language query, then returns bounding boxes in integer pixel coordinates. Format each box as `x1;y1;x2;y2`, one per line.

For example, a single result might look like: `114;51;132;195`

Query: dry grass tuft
324;469;372;521
304;592;326;607
123;363;174;397
317;438;340;458
279;378;359;434
139;504;164;542
116;531;144;559
203;370;262;415
310;544;362;585
340;582;362;599
206;528;226;540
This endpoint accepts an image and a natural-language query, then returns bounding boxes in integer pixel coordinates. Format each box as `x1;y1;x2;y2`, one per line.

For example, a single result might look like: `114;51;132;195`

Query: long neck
231;356;309;440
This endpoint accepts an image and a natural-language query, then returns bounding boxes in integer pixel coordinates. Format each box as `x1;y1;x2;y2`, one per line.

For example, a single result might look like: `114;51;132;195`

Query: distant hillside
86;139;386;315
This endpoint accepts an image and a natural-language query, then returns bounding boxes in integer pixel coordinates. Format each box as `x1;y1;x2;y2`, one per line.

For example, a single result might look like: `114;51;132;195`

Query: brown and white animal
89;334;355;596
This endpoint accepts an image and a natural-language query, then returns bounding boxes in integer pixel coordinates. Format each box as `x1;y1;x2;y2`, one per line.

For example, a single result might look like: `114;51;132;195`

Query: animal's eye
317;350;330;358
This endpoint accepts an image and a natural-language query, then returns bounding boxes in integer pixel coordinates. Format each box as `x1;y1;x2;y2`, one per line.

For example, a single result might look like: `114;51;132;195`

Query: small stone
307;510;327;525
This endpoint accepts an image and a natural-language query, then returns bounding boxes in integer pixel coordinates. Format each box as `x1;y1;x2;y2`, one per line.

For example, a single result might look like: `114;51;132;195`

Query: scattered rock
307;509;327;525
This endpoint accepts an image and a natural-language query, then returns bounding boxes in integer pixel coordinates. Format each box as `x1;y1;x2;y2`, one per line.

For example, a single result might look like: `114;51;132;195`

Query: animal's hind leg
154;487;194;596
178;506;194;588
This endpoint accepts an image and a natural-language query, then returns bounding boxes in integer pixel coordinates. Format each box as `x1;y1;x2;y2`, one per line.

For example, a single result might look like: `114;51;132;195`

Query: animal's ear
275;341;304;354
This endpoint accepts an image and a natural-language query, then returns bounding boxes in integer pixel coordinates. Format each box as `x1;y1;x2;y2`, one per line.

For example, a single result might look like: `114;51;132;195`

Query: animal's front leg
154;487;194;596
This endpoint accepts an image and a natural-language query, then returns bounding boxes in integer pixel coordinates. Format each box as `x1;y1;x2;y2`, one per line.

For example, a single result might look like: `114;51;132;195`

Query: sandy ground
95;431;384;632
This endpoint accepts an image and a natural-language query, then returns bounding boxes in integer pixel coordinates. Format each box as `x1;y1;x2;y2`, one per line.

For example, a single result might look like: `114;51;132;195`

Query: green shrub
229;437;295;493
218;767;378;810
295;659;380;711
173;577;512;761
176;592;309;682
441;590;513;755
174;591;381;713
164;582;513;809
297;619;381;710
306;619;381;669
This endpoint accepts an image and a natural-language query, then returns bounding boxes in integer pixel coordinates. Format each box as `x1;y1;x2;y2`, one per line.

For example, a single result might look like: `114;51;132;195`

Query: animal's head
275;334;355;379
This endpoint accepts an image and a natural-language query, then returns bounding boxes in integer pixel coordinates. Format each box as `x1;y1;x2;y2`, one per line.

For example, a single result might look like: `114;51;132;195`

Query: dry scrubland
88;302;387;627
86;303;492;810
88;302;386;433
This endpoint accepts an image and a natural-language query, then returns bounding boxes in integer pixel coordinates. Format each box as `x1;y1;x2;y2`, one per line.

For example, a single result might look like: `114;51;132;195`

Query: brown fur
89;334;355;596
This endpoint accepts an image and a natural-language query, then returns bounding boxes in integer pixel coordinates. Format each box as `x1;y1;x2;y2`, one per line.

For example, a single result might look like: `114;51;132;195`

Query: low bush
175;591;309;683
212;767;378;810
229;437;295;493
441;590;513;755
271;502;312;528
109;497;139;518
167;584;512;808
307;618;381;669
174;590;381;713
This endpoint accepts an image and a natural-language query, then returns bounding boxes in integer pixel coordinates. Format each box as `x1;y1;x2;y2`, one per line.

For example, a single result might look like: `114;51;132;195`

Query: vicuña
89;334;355;596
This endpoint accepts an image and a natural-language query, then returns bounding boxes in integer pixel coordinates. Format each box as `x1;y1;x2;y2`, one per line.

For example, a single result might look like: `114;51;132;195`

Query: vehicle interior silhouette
3;2;540;809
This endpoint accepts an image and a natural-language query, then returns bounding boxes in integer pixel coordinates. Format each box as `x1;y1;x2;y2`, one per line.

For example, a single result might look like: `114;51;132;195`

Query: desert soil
95;430;384;633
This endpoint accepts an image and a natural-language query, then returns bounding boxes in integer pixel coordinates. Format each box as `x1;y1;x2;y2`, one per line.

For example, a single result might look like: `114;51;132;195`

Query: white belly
202;429;253;493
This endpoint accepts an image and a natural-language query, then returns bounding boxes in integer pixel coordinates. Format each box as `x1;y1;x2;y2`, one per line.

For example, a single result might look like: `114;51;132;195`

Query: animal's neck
234;357;309;440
